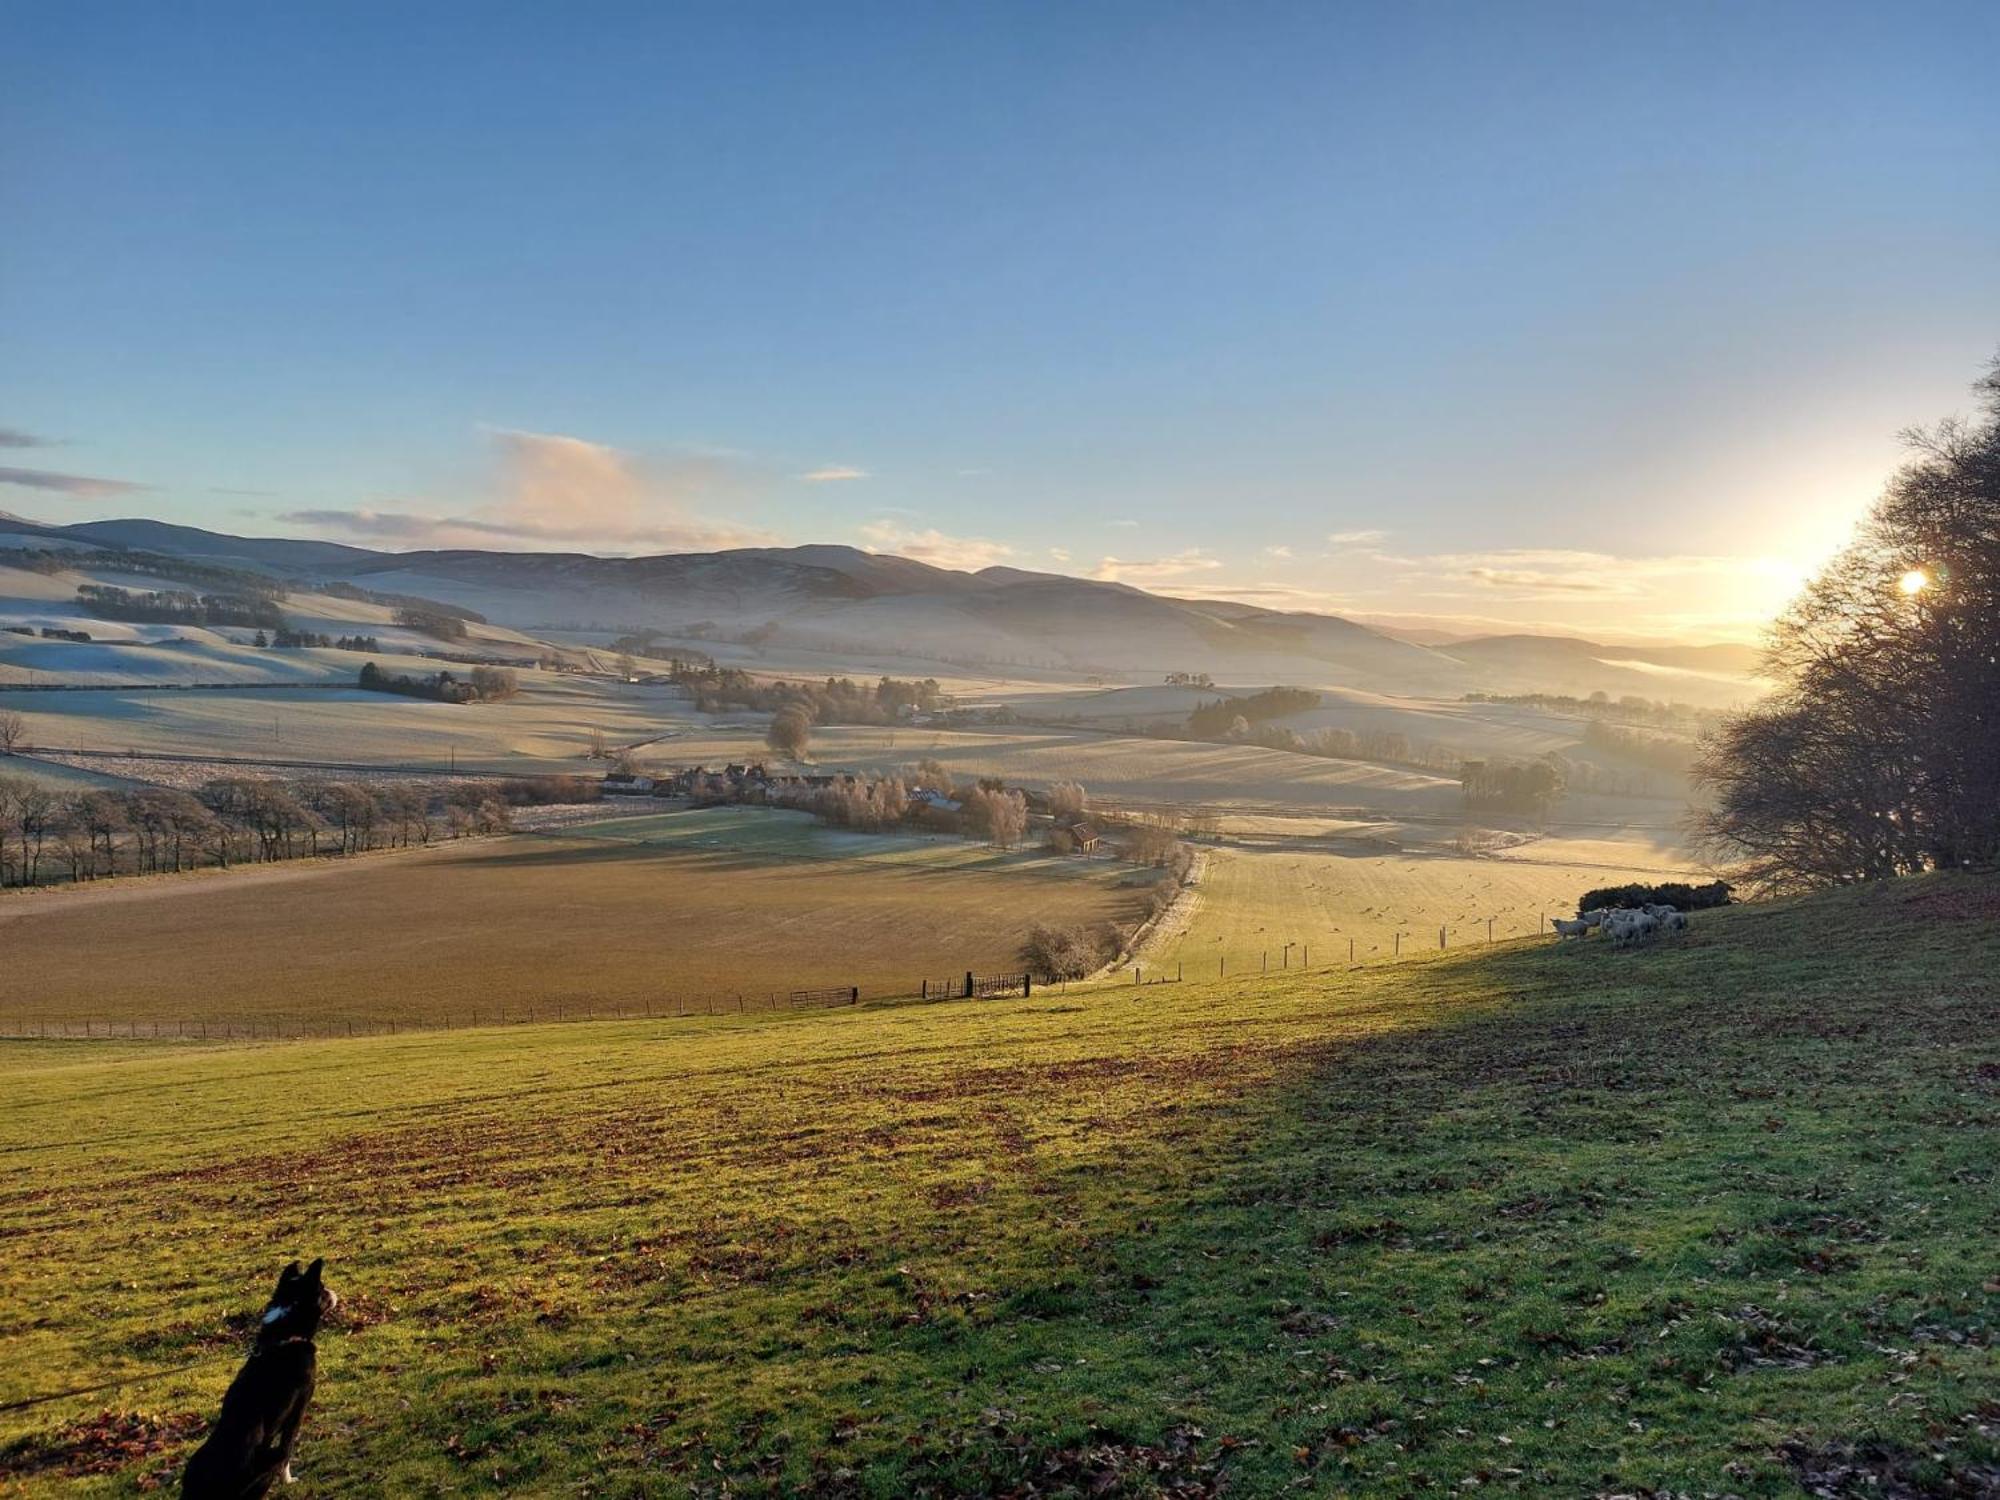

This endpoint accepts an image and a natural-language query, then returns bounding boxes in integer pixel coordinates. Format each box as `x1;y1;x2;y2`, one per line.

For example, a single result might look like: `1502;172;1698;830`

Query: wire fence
1;970;1039;1041
3;918;1575;1043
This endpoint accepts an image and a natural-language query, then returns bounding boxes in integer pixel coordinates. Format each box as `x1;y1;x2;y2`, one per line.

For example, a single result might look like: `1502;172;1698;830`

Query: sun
1898;568;1930;596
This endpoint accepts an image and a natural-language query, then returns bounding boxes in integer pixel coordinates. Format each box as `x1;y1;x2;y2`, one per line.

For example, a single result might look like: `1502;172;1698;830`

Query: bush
1020;922;1119;981
1577;880;1732;916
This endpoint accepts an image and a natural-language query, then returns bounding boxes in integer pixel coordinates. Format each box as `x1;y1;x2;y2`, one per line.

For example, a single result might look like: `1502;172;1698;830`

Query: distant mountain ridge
0;513;1763;704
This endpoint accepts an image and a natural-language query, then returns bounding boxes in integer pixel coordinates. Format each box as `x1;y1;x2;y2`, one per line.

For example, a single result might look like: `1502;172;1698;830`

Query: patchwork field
640;722;1467;817
0;831;1143;1028
1135;836;1713;975
0;878;1993;1495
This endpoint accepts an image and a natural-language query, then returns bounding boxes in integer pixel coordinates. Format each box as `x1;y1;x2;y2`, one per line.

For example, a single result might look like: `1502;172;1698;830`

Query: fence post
850;986;858;1005
1439;925;1446;950
1262;950;1267;973
1349;936;1355;963
1488;917;1495;943
1394;932;1401;958
964;970;974;999
1133;966;1140;985
1022;974;1031;997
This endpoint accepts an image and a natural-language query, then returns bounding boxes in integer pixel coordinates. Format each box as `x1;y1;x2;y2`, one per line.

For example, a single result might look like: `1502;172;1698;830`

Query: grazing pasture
0;878;1993;1495
1134;837;1709;973
0;832;1142;1028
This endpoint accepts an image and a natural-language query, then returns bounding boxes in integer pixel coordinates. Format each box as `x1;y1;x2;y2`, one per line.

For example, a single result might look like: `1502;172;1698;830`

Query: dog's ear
271;1261;304;1302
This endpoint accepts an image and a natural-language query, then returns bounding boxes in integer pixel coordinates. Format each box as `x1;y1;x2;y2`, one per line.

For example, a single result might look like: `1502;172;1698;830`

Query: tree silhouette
1697;355;2000;888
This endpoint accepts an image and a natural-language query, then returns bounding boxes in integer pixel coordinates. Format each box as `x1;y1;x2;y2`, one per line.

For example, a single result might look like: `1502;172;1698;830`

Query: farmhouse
1057;820;1102;855
602;772;656;794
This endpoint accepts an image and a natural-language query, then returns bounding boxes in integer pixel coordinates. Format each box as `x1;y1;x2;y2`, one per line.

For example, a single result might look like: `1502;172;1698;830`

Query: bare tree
1696;354;2000;888
767;704;813;760
963;786;1027;847
1047;780;1088;822
0;709;24;755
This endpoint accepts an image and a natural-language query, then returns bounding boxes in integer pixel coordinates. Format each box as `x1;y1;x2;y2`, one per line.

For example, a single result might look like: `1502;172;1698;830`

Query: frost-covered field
632;722;1466;816
2;678;699;771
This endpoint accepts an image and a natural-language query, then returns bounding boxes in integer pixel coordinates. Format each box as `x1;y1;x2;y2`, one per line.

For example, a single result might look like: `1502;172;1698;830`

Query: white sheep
1551;916;1593;940
1603;910;1659;947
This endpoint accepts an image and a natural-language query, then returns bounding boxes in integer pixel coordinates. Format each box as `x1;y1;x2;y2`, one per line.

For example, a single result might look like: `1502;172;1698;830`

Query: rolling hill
1;875;1992;1494
1;514;1763;704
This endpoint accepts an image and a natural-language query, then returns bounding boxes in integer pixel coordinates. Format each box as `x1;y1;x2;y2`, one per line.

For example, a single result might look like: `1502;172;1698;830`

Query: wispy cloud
1048;546;1071;563
1464;566;1622;594
280;427;772;553
1092;548;1222;584
1325;528;1387;546
858;519;1013;571
0;427;58;450
0;465;149;499
799;465;868;483
1263;544;1294;559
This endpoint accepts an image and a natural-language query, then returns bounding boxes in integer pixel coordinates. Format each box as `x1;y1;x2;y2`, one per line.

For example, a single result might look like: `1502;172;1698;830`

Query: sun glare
1898;568;1930;596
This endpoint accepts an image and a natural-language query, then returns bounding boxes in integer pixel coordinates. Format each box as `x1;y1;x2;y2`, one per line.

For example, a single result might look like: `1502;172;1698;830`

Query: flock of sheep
1551;902;1689;947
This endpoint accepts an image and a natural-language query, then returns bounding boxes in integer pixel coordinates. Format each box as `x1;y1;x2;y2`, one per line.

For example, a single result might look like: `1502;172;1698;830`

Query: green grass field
1136;841;1704;975
560;804;1114;879
1;877;1994;1495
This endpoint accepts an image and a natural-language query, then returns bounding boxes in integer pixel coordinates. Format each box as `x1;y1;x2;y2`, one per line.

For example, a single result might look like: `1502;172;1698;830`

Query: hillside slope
1;876;1994;1495
3;519;1761;703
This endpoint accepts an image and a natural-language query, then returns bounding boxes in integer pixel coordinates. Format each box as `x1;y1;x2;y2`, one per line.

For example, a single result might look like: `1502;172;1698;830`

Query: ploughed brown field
0;834;1144;1028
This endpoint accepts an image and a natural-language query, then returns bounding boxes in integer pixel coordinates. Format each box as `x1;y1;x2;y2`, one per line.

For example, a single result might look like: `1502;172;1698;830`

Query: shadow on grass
5;883;1994;1497
695;887;2000;1495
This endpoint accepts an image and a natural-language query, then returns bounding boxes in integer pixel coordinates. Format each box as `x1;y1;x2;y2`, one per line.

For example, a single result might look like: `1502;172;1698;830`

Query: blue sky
3;1;1995;641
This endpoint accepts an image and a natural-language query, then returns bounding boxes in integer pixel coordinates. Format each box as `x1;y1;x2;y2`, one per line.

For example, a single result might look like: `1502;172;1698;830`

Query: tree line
75;584;284;631
392;606;471;641
1186;686;1321;738
357;661;519;703
677;664;954;722
1462;690;1721;733
271;629;381;650
0;772;599;888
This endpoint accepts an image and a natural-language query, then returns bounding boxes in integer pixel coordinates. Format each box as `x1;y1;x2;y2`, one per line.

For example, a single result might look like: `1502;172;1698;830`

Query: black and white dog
182;1259;337;1499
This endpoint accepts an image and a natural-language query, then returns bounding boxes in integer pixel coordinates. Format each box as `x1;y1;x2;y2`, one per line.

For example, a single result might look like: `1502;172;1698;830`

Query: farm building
1057;820;1102;854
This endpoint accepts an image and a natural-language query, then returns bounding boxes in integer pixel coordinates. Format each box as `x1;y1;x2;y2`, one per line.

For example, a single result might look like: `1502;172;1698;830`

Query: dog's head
255;1258;337;1348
